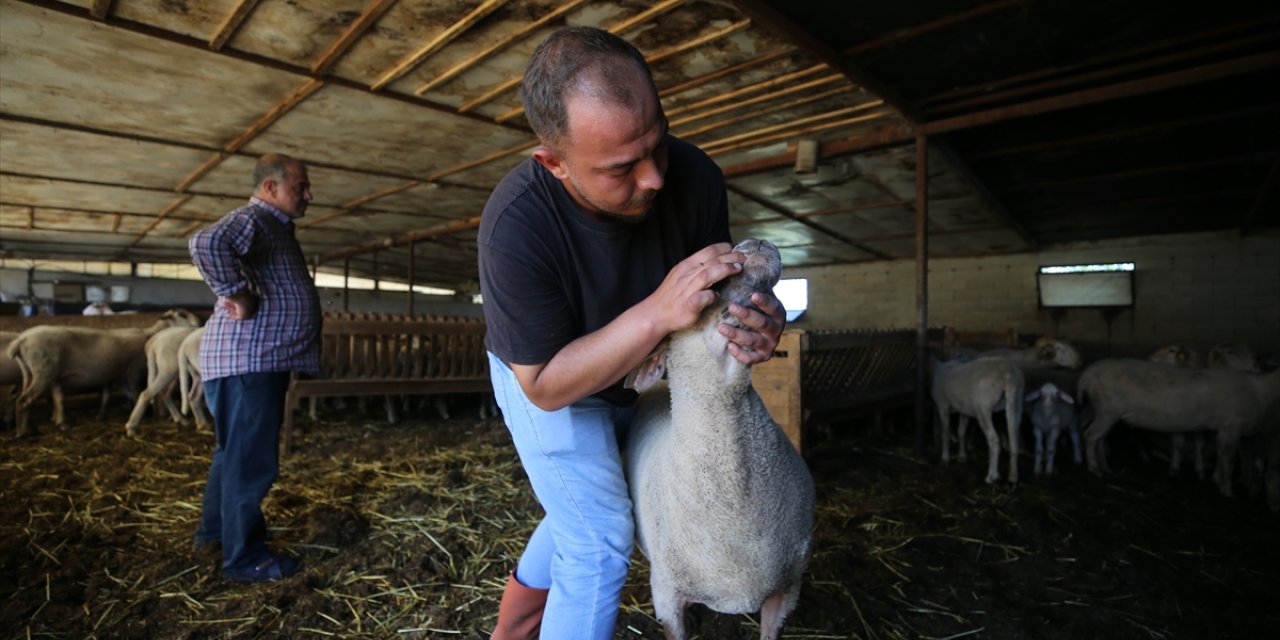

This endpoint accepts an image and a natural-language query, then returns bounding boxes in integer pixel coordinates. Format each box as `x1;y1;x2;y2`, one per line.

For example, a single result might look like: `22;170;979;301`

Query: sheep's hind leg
759;582;801;640
957;415;971;463
976;412;1001;484
1083;414;1119;476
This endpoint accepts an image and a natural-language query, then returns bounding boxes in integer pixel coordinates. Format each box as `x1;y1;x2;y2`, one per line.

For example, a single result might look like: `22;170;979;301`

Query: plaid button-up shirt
189;198;321;381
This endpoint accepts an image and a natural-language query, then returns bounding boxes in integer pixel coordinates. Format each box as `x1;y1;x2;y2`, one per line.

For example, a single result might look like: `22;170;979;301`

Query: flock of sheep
0;310;209;437
932;336;1280;510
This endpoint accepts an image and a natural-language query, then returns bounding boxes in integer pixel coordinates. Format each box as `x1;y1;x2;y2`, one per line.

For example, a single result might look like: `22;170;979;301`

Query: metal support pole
914;132;930;459
342;258;350;312
407;242;416;316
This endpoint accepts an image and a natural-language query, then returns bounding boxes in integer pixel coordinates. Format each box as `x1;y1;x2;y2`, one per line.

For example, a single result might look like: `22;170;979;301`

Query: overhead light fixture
794;139;819;174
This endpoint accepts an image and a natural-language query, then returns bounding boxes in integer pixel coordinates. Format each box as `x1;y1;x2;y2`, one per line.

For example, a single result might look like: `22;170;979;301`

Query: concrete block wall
786;229;1280;361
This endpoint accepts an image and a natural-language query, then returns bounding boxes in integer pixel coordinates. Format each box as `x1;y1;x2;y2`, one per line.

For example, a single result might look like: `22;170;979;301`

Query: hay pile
2;403;1277;639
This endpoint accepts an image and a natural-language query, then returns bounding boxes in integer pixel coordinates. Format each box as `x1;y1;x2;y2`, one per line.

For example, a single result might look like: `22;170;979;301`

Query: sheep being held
623;238;814;640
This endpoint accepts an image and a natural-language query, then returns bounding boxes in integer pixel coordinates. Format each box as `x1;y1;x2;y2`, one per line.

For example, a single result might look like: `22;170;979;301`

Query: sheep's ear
1057;390;1075;404
1024;390;1042;403
624;339;669;392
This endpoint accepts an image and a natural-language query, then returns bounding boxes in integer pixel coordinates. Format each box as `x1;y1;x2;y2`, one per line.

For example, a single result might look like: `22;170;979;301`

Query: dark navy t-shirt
477;135;731;406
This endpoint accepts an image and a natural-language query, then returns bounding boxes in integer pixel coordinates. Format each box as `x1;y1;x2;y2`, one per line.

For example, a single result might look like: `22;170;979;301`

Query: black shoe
223;553;301;583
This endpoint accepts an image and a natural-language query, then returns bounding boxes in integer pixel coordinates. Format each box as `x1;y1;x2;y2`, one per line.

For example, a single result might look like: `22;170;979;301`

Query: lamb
124;325;202;436
177;327;212;431
1078;359;1280;498
1024;382;1080;475
1208;344;1261;372
931;356;1025;483
8;309;201;435
623;238;814;639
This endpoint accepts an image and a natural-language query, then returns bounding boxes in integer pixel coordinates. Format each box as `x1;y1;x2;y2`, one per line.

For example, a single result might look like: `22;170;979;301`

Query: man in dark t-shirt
478;27;786;639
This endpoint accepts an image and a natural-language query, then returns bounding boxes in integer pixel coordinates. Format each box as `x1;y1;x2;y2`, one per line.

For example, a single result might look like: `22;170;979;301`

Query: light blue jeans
487;352;635;640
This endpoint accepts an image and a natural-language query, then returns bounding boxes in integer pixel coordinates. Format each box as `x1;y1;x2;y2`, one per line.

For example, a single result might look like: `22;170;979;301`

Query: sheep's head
624;239;782;393
714;238;782;320
1034;337;1082;370
1149;344;1200;368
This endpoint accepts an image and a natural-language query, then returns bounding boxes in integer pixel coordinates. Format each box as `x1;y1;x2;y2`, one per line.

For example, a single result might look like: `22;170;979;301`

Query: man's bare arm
510;243;743;411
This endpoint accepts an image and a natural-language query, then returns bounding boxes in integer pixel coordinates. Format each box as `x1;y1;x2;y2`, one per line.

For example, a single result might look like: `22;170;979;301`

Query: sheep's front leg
1045;427;1060;475
1034;430;1044;476
937;403;953;465
1214;430;1240;498
759;582;801;640
53;385;67;428
1068;421;1083;464
652;580;689;640
1005;412;1020;484
976;412;1001;484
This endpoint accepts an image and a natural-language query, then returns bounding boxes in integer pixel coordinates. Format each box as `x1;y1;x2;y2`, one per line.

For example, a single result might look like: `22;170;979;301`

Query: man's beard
577;187;657;224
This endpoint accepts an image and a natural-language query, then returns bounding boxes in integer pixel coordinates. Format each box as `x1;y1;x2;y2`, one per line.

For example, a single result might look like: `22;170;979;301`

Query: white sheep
7;310;201;434
1078;359;1280;498
124;325;201;436
1;331;21;425
1024;382;1080;475
177;327;211;431
931;356;1025;483
1208;344;1261;372
623;239;814;640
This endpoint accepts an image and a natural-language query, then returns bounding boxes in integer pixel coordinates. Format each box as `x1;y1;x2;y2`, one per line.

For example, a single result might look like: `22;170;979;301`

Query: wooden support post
914;132;930;459
343;258;350;312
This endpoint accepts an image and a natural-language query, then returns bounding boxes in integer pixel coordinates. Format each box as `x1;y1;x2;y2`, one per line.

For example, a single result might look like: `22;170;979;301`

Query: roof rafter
208;0;261;51
311;0;401;75
725;184;892;260
370;0;509;92
456;0;687;114
414;0;593;95
674;86;856;140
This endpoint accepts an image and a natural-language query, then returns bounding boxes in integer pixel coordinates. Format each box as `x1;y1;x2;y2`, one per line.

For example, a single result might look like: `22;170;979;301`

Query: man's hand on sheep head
718;238;786;367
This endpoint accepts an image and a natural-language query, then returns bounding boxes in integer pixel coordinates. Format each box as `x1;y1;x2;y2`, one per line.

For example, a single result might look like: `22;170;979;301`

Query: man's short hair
252;154;301;190
521;27;659;148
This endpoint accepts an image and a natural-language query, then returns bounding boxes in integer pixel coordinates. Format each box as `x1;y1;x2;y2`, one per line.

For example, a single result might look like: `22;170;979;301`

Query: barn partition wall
786;228;1280;360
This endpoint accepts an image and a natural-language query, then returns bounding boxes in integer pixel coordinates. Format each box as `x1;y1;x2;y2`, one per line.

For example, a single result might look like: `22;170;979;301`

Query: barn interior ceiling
1;0;1277;294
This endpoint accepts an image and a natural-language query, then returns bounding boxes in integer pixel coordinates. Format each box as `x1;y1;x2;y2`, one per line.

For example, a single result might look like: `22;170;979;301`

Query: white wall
785;229;1280;360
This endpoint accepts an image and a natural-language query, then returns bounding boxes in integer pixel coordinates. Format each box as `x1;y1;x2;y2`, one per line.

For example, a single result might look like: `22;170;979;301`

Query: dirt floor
2;396;1278;640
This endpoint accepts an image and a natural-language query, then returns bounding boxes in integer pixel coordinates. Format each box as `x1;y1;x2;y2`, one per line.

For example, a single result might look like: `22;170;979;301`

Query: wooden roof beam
659;47;793;98
370;0;509;92
725;184;892;260
457;0;687;115
1001;153;1280;193
674;86;855;139
414;0;593;95
320;216;484;262
920;15;1280;108
699;104;886;152
209;0;260;51
842;0;1027;57
494;17;754;122
925;29;1280;115
667;65;828;118
311;0;400;75
704;110;891;156
17;0;528;134
89;0;112;20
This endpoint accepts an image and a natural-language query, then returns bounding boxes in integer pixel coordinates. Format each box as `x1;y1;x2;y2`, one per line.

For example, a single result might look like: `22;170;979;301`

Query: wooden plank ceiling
1;0;1277;293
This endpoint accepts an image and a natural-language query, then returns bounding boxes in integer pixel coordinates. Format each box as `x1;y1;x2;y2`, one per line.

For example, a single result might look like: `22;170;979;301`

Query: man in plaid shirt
189;153;321;583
